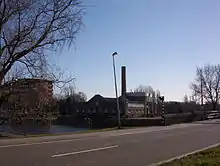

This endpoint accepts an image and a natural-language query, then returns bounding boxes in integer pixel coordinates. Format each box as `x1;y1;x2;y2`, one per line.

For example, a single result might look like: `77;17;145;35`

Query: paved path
0;119;220;166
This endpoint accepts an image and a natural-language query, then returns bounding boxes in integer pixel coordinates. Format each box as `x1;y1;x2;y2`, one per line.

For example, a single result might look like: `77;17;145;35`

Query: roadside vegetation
25;126;141;138
160;146;220;166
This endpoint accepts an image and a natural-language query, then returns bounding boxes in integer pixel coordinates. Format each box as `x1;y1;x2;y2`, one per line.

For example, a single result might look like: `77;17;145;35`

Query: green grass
1;126;144;139
1;128;120;139
25;127;124;138
25;126;144;138
160;146;220;166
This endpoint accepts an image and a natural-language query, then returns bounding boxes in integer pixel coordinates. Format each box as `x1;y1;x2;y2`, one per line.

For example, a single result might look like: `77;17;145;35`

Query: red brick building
0;78;53;112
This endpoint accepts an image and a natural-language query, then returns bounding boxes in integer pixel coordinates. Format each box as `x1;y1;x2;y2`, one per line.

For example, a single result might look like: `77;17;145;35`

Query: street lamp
112;52;121;129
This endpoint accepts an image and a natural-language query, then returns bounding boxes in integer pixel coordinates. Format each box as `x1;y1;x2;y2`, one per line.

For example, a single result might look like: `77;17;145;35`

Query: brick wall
1;78;53;110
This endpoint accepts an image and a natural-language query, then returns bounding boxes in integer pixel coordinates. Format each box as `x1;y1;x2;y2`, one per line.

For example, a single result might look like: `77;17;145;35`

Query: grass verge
25;126;131;138
0;133;10;139
160;146;220;166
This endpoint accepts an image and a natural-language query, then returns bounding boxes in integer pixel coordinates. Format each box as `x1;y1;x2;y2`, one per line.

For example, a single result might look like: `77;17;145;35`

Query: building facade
0;78;53;114
60;66;161;119
65;93;147;118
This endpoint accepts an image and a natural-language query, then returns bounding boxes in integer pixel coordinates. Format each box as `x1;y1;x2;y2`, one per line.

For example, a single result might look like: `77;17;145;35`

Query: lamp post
112;52;121;129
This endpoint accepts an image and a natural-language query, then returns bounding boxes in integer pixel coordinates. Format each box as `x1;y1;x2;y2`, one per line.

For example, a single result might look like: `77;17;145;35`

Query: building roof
88;94;121;103
88;94;147;105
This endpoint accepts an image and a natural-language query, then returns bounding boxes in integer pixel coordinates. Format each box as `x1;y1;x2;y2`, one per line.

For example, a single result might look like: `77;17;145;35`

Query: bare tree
35;97;58;123
0;67;25;109
151;90;156;116
133;85;160;101
0;0;83;85
77;91;87;102
62;85;75;98
189;95;198;104
133;85;161;116
155;90;161;115
191;64;220;110
3;84;58;126
133;85;154;98
61;85;87;102
183;94;189;103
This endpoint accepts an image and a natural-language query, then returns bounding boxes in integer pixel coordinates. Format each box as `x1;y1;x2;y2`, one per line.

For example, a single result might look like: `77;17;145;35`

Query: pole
201;76;205;119
112;52;121;129
155;97;157;116
201;76;204;107
161;100;165;125
144;95;147;116
0;27;2;55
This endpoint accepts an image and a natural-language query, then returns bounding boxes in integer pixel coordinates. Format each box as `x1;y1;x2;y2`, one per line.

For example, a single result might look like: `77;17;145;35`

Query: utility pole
201;76;204;108
200;75;205;119
155;97;157;116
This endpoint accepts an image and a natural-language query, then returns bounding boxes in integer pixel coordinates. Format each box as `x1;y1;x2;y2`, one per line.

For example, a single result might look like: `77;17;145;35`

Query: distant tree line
55;85;87;115
131;85;161;102
191;64;220;110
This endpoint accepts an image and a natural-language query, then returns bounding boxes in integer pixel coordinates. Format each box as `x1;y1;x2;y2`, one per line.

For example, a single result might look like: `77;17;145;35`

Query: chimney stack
121;66;126;97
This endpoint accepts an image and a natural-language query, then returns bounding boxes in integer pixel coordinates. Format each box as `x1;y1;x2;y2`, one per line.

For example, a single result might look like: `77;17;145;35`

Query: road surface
0;119;220;166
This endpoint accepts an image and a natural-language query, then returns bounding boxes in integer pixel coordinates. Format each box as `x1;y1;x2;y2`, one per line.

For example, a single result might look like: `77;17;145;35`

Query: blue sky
56;0;220;101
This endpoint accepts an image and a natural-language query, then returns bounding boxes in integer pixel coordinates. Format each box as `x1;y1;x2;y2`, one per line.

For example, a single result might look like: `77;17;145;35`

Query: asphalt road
0;119;220;166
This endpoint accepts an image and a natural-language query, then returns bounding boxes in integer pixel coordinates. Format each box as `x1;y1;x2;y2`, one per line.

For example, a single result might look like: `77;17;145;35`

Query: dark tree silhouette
0;0;83;85
191;64;220;110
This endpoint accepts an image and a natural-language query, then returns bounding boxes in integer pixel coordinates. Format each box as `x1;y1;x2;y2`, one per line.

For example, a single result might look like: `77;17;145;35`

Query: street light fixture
112;52;121;129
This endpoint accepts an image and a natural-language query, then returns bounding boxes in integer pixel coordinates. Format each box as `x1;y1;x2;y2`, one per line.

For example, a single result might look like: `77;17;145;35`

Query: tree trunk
212;102;217;110
0;71;4;85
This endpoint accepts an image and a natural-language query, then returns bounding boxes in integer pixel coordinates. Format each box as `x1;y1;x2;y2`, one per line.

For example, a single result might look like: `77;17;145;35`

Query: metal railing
204;110;220;120
161;110;220;126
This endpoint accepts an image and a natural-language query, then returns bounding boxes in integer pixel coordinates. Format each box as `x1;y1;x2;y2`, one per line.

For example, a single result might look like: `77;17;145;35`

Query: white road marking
52;145;119;158
0;137;95;148
149;142;220;166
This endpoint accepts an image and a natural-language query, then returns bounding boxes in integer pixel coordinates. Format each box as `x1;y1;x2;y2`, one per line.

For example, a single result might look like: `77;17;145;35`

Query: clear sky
56;0;220;101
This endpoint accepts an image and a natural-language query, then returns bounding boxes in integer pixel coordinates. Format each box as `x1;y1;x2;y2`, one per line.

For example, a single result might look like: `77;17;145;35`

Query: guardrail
204;110;220;120
162;110;220;126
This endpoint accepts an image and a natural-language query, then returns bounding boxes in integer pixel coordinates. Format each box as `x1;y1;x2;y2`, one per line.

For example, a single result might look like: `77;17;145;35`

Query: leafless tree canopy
191;64;220;110
183;94;189;103
133;85;161;101
61;85;87;102
0;0;83;84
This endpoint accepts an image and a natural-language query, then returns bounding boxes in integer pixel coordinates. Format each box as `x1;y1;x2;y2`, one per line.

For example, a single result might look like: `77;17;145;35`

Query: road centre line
52;145;119;158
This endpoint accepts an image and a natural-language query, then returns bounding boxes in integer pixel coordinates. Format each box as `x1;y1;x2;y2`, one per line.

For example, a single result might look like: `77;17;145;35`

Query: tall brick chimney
121;66;126;97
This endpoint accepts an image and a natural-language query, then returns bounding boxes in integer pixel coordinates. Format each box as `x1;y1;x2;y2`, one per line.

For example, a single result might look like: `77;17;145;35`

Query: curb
149;142;220;166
